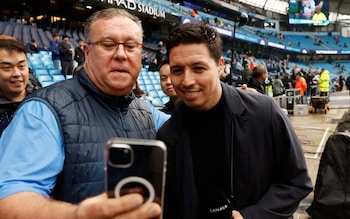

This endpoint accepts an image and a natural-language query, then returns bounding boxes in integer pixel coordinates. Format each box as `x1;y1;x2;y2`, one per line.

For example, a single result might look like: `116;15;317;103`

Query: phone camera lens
109;147;132;166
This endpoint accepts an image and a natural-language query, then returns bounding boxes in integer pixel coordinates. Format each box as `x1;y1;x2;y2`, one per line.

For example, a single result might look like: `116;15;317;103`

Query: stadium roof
240;0;350;24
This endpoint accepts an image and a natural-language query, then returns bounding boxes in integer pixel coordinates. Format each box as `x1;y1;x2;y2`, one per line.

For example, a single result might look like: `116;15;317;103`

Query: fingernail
132;195;143;206
148;205;160;217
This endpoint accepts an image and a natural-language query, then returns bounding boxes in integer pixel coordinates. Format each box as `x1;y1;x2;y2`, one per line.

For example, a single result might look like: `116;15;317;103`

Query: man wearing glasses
0;8;168;219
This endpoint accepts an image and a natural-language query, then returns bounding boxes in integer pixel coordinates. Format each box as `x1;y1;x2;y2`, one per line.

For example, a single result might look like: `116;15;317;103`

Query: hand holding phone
105;138;167;213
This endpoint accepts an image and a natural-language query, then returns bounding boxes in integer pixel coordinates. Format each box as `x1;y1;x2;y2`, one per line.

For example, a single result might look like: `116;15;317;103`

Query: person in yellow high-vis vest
318;68;330;96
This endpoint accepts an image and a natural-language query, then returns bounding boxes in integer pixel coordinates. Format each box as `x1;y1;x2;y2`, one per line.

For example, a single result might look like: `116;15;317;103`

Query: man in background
49;33;61;70
74;38;85;67
58;34;74;78
26;38;39;53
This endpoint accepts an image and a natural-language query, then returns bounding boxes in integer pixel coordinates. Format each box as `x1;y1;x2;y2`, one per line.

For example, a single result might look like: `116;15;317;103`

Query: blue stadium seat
37;75;53;83
147;89;159;97
145;84;155;91
154;84;161;90
32;64;47;71
34;69;49;76
137;78;145;85
41;81;55;87
52;75;66;82
157;89;166;97
49;69;62;75
139;84;146;91
144;79;152;85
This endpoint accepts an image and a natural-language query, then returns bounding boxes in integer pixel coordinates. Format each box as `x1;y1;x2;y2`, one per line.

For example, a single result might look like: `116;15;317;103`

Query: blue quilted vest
26;69;156;203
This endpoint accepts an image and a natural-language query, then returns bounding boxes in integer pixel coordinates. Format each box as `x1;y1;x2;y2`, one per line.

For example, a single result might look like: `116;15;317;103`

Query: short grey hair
84;8;143;43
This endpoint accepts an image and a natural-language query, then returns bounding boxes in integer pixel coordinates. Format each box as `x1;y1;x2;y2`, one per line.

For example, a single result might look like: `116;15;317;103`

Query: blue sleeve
0;100;64;199
148;102;170;131
49;41;59;55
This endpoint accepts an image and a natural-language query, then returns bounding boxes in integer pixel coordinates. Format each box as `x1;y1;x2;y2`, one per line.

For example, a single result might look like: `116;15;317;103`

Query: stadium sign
315;50;338;55
100;0;166;18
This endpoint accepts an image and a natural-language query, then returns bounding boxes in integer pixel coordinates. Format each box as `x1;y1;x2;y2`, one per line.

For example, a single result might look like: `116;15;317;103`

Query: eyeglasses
87;40;143;56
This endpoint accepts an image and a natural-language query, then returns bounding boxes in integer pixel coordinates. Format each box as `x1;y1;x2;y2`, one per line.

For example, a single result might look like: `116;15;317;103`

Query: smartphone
105;138;167;212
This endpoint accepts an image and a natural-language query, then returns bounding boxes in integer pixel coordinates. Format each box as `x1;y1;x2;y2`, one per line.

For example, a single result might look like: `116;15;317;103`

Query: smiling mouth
183;90;200;96
11;80;23;84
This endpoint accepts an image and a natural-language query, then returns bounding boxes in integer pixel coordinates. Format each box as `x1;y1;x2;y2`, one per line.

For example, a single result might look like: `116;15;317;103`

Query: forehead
169;43;213;66
0;48;26;62
90;16;142;40
160;64;170;74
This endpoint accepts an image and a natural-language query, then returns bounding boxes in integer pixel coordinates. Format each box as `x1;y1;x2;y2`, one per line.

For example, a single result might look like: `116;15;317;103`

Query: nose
181;70;195;87
12;67;22;76
113;44;128;59
166;76;172;85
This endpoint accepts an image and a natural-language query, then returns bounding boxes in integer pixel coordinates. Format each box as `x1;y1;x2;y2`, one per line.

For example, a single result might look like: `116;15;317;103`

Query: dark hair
159;58;169;70
165;22;222;62
133;81;145;97
0;36;27;55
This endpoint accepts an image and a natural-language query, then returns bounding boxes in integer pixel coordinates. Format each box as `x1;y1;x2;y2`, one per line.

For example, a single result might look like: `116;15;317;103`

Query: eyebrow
0;60;27;65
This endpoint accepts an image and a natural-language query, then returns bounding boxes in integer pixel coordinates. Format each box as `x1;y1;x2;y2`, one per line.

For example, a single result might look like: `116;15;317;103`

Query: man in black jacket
58;34;74;78
157;22;312;219
74;38;85;67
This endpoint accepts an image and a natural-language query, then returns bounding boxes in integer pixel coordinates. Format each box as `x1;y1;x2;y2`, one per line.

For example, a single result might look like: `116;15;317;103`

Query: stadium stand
0;0;349;105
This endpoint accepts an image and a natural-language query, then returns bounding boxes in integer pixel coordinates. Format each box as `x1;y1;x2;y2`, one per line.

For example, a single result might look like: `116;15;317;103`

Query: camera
108;144;133;168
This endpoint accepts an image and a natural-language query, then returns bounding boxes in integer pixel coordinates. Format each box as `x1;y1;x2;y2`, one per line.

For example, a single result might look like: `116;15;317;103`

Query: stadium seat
32;64;47;71
41;81;55;87
34;69;49;76
154;84;161;90
49;69;62;75
145;84;154;91
52;75;66;82
147;90;159;99
157;89;166;97
144;79;152;85
37;75;53;83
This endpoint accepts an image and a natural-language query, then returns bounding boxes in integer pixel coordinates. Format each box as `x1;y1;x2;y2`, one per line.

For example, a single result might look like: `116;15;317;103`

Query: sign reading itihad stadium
100;0;166;18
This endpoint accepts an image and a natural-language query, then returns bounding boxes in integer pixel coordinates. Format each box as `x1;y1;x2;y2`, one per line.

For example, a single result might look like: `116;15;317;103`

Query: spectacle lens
89;41;143;56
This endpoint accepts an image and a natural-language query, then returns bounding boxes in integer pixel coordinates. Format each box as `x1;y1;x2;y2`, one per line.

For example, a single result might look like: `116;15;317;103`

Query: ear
218;57;225;76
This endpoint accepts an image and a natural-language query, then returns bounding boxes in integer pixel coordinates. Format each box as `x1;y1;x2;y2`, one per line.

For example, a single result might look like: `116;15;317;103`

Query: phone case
105;137;167;211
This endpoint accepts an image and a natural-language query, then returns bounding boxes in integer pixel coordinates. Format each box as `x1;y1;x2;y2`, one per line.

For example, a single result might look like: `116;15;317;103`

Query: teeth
184;91;198;95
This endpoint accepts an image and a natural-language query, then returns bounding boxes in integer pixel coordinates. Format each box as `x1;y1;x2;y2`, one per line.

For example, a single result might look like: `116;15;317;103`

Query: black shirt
186;97;230;215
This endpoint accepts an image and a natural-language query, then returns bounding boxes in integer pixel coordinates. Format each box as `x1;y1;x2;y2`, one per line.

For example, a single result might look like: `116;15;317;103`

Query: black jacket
58;41;73;62
74;46;85;66
157;82;312;219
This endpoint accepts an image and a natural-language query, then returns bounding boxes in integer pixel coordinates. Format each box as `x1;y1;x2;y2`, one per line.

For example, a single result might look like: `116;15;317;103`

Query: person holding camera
0;8;169;219
157;22;312;219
